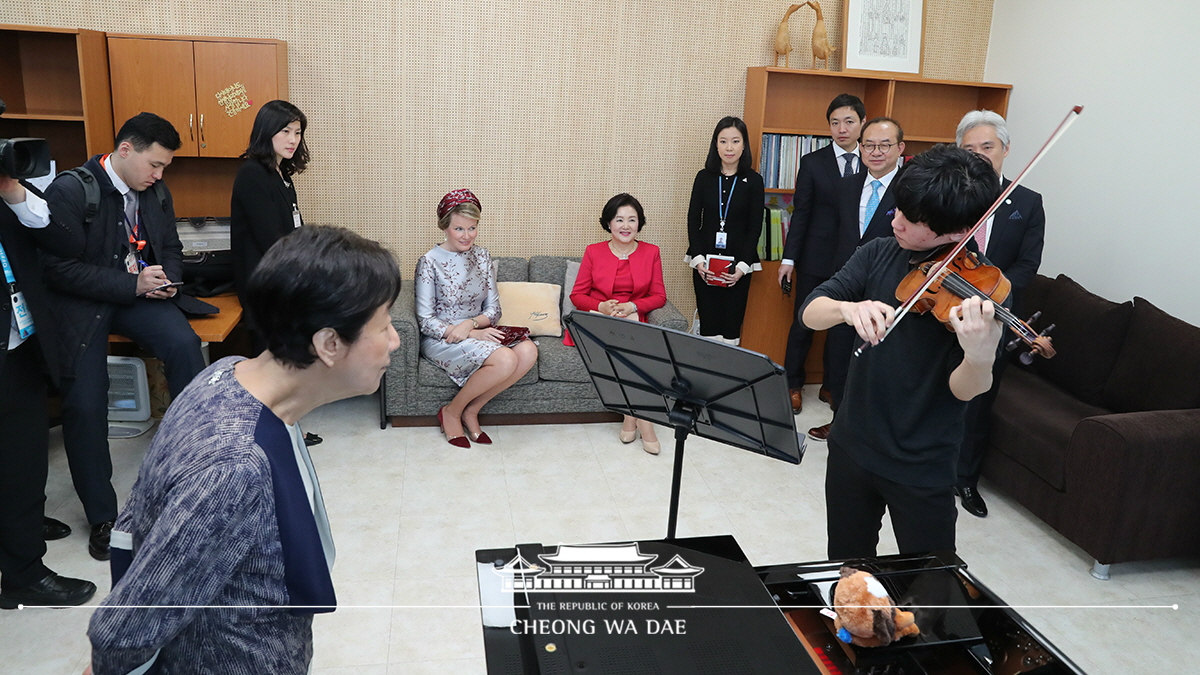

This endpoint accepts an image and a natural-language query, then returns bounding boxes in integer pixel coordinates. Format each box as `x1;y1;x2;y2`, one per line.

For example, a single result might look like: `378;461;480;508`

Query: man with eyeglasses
952;110;1046;519
805;117;907;442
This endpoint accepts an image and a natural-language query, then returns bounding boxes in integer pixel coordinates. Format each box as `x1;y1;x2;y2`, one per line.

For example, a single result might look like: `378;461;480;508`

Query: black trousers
957;356;1010;487
692;269;752;340
783;273;828;388
0;339;52;588
59;300;206;524
825;440;957;560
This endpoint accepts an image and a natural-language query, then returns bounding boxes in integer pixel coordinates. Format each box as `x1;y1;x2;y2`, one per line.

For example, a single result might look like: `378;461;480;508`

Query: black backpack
56;166;169;225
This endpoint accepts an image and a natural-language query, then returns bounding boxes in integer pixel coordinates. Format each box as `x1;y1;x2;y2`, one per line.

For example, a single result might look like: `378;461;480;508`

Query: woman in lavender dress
415;190;537;447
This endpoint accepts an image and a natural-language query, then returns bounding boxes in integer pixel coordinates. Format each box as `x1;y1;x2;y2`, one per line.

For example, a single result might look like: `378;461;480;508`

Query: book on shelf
758;134;832;190
758;202;791;262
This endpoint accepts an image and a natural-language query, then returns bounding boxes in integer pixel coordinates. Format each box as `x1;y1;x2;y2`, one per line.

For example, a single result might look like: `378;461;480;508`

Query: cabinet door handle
189;114;194;140
199;114;205;143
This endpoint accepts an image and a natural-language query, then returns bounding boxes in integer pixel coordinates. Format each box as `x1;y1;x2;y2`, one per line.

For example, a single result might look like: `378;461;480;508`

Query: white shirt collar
101;154;132;197
867;163;900;189
833;143;859;159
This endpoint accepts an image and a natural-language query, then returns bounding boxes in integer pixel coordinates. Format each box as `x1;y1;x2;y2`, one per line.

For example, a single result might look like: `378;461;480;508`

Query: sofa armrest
648;300;688;333
1061;408;1200;564
386;282;420;416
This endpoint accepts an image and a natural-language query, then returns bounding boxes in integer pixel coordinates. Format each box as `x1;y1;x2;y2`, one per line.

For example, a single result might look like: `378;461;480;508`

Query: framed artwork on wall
842;0;926;75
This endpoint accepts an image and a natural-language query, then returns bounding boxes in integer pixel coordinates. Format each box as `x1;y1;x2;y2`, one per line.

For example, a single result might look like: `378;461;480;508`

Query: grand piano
477;535;1087;675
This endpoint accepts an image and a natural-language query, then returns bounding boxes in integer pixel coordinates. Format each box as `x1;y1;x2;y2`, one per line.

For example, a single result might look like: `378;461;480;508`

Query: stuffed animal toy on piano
832;567;920;647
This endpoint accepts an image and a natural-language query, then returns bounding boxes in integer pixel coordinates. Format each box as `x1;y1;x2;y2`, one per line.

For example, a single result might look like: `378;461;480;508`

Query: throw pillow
497;282;563;336
562;260;581;319
1032;274;1132;407
1102;297;1200;412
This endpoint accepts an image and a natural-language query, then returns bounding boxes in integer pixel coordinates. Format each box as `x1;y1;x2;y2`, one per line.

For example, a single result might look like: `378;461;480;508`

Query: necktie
843;154;857;177
124;191;138;228
973;215;989;254
863;180;881;236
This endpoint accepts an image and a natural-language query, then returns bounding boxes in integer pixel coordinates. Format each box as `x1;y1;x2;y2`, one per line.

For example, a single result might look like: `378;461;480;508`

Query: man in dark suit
779;94;866;415
41;113;207;560
0;175;96;608
807;117;906;441
953;110;1046;517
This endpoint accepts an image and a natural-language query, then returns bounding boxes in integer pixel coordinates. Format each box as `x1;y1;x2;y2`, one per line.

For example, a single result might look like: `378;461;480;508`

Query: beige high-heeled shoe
636;420;660;455
619;427;638;444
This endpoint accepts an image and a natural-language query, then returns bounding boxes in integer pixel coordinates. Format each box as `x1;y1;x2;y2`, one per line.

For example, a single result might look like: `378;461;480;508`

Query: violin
896;244;1056;364
855;105;1083;361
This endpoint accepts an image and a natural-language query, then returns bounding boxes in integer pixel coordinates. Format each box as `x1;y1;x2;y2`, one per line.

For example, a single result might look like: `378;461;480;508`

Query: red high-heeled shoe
463;412;492;444
438;406;470;448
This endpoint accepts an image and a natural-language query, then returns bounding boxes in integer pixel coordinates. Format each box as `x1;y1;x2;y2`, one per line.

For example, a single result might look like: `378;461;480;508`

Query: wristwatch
471;318;479;329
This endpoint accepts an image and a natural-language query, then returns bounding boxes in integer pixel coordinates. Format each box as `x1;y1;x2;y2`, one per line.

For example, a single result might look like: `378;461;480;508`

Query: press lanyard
0;239;36;340
100;154;146;254
0;239;17;286
717;174;737;231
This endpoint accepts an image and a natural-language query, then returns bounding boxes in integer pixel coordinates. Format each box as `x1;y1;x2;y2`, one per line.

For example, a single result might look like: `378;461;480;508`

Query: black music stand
564;312;803;539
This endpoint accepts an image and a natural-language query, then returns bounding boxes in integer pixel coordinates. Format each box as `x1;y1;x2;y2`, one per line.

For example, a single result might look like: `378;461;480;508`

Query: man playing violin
800;145;1005;559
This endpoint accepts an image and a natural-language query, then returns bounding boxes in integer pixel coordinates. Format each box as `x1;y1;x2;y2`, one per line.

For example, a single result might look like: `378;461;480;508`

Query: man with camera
39;112;206;561
0;120;97;607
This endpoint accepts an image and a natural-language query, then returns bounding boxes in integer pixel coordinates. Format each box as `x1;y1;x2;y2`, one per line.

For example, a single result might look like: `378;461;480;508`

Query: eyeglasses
861;142;895;154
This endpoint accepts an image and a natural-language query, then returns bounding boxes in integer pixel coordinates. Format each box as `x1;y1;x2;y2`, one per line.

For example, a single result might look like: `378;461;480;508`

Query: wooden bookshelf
740;67;1011;370
0;24;113;172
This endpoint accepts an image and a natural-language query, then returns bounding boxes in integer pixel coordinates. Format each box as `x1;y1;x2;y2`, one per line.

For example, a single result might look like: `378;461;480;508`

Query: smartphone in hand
138;281;184;298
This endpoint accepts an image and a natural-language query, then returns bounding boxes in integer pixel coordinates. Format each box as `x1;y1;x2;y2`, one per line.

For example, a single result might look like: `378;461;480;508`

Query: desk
109;293;243;343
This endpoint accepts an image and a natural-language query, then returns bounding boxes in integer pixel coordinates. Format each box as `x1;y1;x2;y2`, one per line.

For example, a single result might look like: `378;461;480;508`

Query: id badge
715;232;728;249
124;251;140;274
11;291;35;339
292;205;303;229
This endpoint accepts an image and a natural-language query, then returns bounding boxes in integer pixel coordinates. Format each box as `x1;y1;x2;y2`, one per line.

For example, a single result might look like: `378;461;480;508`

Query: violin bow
854;104;1084;356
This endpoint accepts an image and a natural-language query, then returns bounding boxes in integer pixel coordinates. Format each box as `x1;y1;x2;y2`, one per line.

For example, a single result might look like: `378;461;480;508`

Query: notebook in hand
706;255;735;287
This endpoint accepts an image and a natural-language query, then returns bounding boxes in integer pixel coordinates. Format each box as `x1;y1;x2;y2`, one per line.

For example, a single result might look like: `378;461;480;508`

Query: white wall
986;0;1200;324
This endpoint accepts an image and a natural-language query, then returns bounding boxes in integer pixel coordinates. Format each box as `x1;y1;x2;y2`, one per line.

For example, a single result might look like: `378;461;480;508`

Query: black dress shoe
88;521;114;561
0;572;97;609
789;388;803;414
304;432;323;447
956;485;988;518
43;517;71;541
818;387;833;405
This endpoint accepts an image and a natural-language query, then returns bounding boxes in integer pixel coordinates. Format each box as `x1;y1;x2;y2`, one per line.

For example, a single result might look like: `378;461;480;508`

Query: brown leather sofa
984;274;1200;579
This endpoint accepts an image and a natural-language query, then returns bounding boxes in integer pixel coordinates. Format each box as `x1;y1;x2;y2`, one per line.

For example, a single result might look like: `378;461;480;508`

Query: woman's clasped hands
444;319;503;344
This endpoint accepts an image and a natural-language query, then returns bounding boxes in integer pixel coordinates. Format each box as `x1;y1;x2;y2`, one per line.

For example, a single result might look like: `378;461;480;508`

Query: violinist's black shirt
802;238;1004;487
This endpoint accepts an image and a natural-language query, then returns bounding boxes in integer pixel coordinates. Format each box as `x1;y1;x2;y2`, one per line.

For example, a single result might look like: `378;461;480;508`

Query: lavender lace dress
415;244;503;385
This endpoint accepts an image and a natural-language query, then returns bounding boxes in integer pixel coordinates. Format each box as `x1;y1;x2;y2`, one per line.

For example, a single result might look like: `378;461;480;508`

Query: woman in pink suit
571;193;666;454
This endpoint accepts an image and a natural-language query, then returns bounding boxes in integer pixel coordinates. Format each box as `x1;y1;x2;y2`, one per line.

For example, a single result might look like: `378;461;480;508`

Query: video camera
0;97;53;179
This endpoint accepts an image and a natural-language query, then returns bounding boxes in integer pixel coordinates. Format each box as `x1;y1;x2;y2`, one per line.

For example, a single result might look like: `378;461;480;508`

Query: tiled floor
2;385;1196;674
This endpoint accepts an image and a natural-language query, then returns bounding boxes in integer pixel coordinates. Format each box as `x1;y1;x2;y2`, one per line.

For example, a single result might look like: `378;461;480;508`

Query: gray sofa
383;255;688;425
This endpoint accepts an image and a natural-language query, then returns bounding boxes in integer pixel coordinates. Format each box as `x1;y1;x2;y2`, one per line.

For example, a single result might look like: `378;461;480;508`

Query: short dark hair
861;116;904;144
826;94;866;122
242;100;310;178
245;225;402;368
891;145;1000;236
599;193;646;232
704;116;754;175
115;113;181;152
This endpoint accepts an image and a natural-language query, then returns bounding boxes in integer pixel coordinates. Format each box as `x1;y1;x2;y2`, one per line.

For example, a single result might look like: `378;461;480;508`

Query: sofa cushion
990;366;1111;491
1031;274;1132;407
1021;274;1053;317
533;336;592;383
497;282;562;336
494;257;528;282
1102;297;1200;412
529;255;579;285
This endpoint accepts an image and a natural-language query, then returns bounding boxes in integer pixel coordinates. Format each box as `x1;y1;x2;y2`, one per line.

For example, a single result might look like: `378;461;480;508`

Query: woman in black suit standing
232;100;310;339
231;100;321;445
686;116;765;344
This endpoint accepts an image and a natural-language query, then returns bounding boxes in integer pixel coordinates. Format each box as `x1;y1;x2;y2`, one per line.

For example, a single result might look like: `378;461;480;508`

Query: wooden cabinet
107;34;287;158
739;68;1011;371
0;24;113;172
106;33;288;217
